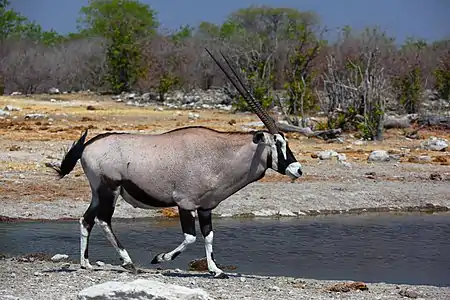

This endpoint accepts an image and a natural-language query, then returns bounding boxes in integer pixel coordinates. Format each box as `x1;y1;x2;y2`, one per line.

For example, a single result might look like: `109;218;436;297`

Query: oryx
48;49;303;278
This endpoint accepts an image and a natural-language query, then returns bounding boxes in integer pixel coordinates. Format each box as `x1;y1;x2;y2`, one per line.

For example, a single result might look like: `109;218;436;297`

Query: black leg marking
198;209;228;279
198;209;212;237
151;207;197;264
95;180;136;273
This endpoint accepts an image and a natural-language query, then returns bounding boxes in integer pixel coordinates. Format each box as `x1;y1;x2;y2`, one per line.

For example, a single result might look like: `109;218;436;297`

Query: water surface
1;213;449;286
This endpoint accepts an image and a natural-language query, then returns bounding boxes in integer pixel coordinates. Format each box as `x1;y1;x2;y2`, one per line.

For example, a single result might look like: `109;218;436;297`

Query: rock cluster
114;89;233;111
421;137;448;151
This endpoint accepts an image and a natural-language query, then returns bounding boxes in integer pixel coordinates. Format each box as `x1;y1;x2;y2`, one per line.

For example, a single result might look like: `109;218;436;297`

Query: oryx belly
120;179;176;209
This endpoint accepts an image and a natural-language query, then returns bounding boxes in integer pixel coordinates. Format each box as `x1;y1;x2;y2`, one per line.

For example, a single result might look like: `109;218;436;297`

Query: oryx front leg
151;208;196;264
198;209;228;279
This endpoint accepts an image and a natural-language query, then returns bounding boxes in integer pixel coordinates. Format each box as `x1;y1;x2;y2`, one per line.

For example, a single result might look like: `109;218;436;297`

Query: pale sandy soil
1;257;449;300
0;93;449;221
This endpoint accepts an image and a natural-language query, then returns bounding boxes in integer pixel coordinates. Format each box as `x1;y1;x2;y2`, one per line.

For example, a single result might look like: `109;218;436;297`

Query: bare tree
321;28;392;140
279;26;327;127
1;40;52;93
138;33;188;100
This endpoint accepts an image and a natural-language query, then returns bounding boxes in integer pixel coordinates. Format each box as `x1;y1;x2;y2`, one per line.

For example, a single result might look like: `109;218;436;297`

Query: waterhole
1;212;449;286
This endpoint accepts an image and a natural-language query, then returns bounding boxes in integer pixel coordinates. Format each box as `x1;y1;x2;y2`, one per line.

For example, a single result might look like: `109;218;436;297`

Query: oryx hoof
80;262;93;270
151;252;165;264
122;263;137;274
211;272;229;279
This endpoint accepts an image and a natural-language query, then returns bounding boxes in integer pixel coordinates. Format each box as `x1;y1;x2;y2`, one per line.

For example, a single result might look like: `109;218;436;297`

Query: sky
11;0;450;44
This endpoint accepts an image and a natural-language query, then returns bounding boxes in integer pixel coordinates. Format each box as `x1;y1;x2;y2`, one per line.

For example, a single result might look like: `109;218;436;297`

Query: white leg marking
204;231;223;275
158;233;196;262
95;218;133;265
79;217;92;269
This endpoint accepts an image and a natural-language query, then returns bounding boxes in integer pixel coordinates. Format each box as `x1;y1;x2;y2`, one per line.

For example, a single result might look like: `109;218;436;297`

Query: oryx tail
49;130;88;178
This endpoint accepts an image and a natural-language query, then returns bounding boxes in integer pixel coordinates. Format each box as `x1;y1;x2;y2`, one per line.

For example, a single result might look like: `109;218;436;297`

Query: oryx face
254;131;303;179
206;49;302;180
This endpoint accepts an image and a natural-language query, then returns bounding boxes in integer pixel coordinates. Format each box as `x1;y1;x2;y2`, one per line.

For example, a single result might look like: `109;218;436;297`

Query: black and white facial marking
253;131;302;179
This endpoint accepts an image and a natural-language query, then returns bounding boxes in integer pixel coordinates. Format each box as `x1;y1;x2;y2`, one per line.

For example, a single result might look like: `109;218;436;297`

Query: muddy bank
1;255;449;300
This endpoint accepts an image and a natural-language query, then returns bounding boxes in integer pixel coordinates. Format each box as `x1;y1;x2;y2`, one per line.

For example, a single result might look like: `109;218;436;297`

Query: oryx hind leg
94;180;136;273
151;207;196;264
79;196;99;270
198;209;228;279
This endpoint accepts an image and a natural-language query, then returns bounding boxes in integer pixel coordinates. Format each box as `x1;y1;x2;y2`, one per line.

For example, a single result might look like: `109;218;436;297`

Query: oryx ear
252;131;265;144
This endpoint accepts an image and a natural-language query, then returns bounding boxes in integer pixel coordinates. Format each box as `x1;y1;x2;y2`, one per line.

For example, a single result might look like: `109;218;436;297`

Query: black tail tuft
46;129;89;179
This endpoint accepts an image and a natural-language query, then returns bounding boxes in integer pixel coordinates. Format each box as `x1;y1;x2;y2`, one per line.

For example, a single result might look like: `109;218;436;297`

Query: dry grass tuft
159;207;179;218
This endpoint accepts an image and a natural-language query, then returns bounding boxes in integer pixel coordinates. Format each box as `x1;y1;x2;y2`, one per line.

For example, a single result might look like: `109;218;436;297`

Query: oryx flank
48;49;303;278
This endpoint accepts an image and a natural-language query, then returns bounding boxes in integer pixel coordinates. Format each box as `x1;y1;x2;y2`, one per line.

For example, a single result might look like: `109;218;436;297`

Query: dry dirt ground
0;93;449;220
1;257;449;300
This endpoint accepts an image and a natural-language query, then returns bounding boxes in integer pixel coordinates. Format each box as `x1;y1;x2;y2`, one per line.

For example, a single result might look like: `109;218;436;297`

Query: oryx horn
205;48;279;134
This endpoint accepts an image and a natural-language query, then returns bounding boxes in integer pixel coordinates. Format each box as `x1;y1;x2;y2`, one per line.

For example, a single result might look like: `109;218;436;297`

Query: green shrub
393;66;422;114
434;60;450;101
232;67;273;112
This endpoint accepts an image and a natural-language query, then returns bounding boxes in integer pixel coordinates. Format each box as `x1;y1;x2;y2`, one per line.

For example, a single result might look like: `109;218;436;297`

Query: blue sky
11;0;450;43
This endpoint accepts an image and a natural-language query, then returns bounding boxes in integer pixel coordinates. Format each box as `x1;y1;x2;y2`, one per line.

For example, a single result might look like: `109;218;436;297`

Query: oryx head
205;48;303;180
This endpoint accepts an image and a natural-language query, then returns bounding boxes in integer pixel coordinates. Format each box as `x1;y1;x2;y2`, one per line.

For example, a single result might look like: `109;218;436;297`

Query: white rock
24;113;47;120
421;137;448;151
48;87;60;94
368;150;390;162
340;161;352;168
4;105;21;111
125;93;136;100
278;208;296;217
219;213;233;218
253;209;277;217
10;91;22;96
417;155;432;162
77;278;213;300
337;153;347;161
269;285;281;292
317;150;339;160
353;140;366;146
188;112;200;120
244;121;265;127
0;109;10;116
51;254;69;262
95;261;105;267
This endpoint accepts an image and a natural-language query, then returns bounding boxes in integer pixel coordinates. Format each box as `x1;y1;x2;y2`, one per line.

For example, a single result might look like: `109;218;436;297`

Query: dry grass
159;208;179;218
0;176;90;202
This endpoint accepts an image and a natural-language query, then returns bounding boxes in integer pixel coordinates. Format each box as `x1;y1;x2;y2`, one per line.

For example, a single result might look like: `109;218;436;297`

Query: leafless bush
138;34;189;98
0;37;107;94
57;37;108;92
320;29;392;140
